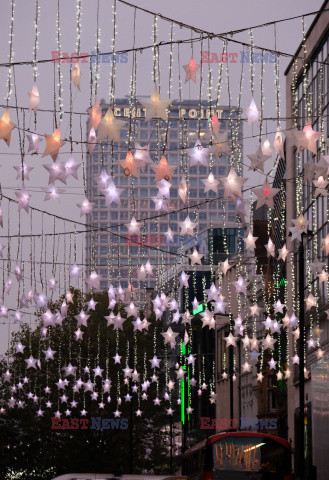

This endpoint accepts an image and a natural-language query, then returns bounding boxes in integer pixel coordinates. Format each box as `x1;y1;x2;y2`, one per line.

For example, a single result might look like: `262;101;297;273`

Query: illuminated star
322;234;329;254
125;217;141;235
25;356;38;369
242;362;251;373
27;133;42;153
224;332;238;347
179;216;197;236
253;177;280;209
205;283;220;302
0;108;16;146
187;139;210;166
249;304;260;316
119;150;141;178
257;372;264;382
161;327;179;346
268;358;277;370
313;176;328;196
42;126;65;161
303;122;322;155
305;293;317;311
74;310;90;327
274;300;285;314
220;167;247;200
246;98;259;125
233;276;249;294
149;356;161;369
202;173;219;193
292;354;300;365
86;271;100;291
183;56;200;83
285;127;308;154
210;131;231;160
273;127;285;159
220;258;231;275
318;269;328;283
113;353;122;364
15;187;30;213
265;238;275;257
77;197;93;217
263;334;276;351
189;249;204;265
13;162;33;181
97;108;126;143
139;88;173;121
43;347;56;361
278;244;289;261
289;214;310;242
247;145;271;172
151;155;177;183
243;231;258;250
88;98;102;132
134;142;152;170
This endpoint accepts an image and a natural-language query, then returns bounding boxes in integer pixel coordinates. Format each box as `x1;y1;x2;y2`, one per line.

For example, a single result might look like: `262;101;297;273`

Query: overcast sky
0;0;324;354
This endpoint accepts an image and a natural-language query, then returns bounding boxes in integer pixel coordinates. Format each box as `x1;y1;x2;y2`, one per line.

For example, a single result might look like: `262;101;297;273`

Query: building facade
285;3;329;479
86;99;242;302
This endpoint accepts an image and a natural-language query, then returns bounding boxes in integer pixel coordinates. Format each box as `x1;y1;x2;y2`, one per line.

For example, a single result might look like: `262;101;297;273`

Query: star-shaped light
265;238;275;257
220;167;247;200
189;249;204;265
119;150;141;178
65;156;81;180
151;155;176;183
75;310;90;327
210;131;231;160
13;162;33;181
242;361;251;373
28;83;40;113
247;145;271;172
25;356;38;369
314;176;328;197
77;197;93;217
243;231;258;250
268;358;277;370
273;127;285;158
27;133;42;153
133;142;152;170
263;334;276;351
43;161;67;184
139;88;172;121
278;244;289;261
125;216;141;235
102;181;124;206
246;98;259;125
183;56;200;83
257;372;264;382
113;353;122;364
43;347;56;360
233;276;249;294
221;258;231;275
289;214;310;242
161;327;179;346
179;216;197;236
303;122;322;155
86;271;100;291
322;234;329;254
149;356;161;368
202;173;219;193
15;187;30;213
305;293;317;311
253;177;280;209
0;108;16;146
187;139;210;166
225;332;238;347
97;108;126;143
318;269;328;283
42;126;65;161
292;354;300;365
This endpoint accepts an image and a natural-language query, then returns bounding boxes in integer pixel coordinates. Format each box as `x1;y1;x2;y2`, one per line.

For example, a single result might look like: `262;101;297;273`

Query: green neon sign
276;278;287;288
180;343;190;424
193;304;205;315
